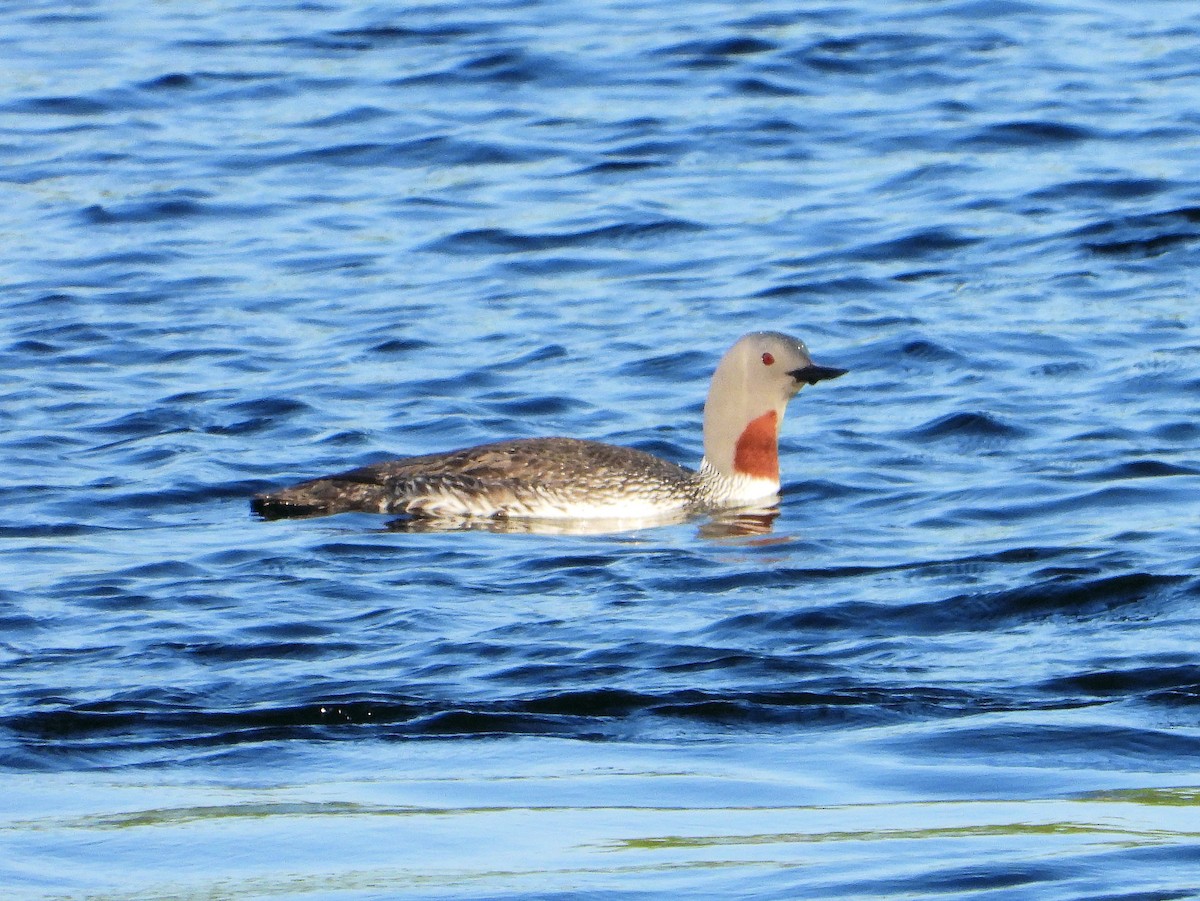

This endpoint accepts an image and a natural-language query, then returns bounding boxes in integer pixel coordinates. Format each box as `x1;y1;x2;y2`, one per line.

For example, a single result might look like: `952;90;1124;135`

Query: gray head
702;331;846;484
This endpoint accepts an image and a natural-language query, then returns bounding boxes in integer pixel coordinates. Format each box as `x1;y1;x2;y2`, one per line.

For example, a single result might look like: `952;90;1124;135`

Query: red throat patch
733;410;779;481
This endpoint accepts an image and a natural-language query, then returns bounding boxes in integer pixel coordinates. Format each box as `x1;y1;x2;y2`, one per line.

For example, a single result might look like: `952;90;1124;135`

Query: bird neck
731;409;780;481
702;374;784;486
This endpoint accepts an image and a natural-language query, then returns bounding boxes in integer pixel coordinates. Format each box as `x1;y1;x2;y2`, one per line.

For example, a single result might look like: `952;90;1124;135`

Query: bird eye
761;352;775;366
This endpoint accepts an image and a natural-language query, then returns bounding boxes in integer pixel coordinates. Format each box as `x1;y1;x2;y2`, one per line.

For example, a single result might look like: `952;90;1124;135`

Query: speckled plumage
251;332;846;522
253;437;698;519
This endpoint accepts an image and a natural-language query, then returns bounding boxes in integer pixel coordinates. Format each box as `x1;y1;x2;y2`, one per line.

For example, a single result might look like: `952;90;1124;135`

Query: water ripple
4;0;1200;893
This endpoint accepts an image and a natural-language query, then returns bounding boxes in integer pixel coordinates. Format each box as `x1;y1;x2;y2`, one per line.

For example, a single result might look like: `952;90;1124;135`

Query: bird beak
789;364;848;385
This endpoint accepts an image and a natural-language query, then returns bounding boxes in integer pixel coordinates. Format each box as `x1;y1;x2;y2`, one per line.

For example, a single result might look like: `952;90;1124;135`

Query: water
3;0;1200;897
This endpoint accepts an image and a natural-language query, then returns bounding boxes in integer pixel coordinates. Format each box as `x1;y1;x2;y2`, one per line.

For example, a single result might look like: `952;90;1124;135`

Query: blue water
4;0;1200;897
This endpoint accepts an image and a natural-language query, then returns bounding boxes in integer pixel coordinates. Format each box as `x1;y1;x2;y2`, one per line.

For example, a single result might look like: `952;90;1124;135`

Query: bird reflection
698;508;780;539
381;504;779;539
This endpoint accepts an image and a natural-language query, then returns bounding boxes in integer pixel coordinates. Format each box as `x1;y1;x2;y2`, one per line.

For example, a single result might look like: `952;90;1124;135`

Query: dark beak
789;364;848;386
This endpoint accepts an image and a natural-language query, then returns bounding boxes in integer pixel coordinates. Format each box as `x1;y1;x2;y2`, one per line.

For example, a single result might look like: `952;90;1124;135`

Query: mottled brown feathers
252;437;694;519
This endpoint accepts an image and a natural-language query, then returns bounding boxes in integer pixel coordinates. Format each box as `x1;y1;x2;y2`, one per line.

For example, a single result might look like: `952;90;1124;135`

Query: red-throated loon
251;332;846;522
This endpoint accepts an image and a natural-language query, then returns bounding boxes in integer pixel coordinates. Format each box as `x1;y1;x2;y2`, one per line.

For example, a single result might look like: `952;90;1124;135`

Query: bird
250;331;846;523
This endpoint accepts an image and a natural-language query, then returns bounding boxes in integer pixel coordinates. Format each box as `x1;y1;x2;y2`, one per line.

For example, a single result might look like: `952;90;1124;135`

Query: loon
251;331;846;522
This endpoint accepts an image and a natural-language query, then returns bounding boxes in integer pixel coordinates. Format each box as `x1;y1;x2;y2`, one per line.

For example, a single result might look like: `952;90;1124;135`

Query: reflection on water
8;746;1197;900
699;508;781;540
377;503;780;537
383;508;693;535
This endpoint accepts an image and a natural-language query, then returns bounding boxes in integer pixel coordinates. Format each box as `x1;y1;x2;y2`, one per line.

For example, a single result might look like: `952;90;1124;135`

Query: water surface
3;0;1200;898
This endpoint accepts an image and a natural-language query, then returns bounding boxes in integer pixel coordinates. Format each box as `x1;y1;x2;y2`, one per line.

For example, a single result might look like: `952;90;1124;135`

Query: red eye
761;352;775;366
